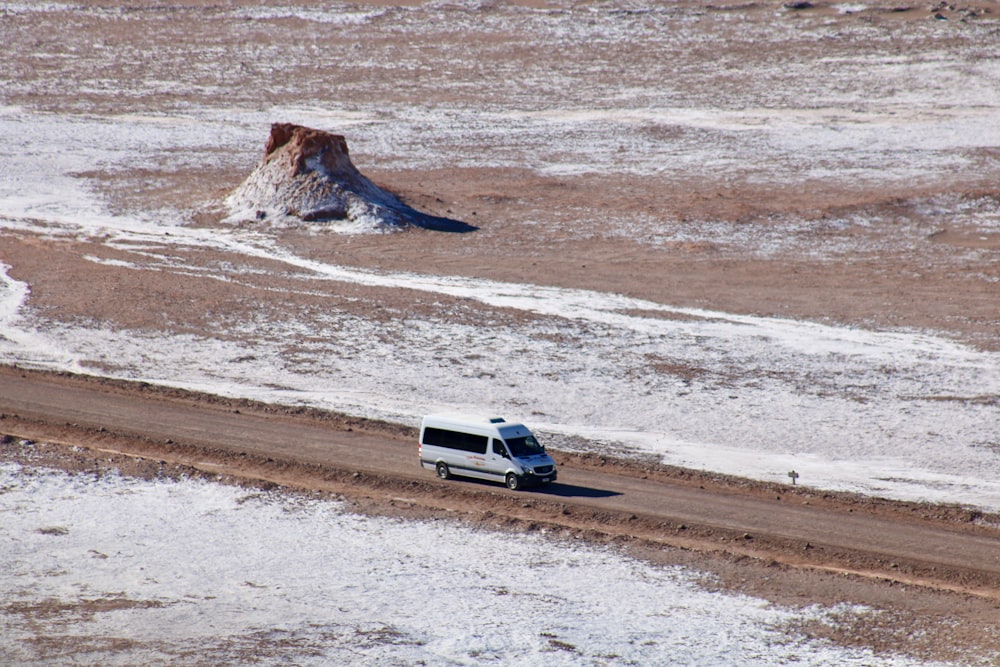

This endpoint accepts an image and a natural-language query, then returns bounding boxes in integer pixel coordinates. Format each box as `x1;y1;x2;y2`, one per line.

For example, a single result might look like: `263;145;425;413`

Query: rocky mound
226;123;473;232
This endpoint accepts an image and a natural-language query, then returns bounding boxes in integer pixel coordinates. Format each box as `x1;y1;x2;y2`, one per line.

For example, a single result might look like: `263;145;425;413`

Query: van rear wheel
436;462;450;480
505;473;521;491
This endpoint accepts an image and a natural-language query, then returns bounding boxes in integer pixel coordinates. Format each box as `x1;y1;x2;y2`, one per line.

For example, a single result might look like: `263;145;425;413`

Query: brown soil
2;1;1000;663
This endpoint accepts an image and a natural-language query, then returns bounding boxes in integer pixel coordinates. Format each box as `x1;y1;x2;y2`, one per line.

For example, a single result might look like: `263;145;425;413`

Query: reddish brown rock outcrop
263;123;357;180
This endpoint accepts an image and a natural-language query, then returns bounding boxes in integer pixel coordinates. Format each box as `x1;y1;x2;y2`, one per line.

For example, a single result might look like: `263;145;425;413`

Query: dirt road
3;365;998;602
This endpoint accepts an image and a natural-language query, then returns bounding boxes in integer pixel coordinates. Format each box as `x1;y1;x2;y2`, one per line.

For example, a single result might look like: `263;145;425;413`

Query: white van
419;414;557;490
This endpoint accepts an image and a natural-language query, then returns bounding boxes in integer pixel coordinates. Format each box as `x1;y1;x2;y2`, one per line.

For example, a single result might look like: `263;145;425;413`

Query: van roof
424;412;510;424
422;413;523;429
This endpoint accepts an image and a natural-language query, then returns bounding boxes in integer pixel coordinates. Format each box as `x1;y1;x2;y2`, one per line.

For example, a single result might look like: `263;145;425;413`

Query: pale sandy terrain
2;0;1000;664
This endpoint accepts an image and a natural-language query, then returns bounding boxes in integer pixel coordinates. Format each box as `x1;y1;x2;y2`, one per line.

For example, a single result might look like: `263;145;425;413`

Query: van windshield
504;435;545;457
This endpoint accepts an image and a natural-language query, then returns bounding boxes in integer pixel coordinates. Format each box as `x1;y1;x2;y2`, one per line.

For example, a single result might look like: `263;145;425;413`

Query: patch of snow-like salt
231;5;389;25
0;262;27;328
0;2;73;12
0;263;89;375
0;109;247;230
0;462;951;666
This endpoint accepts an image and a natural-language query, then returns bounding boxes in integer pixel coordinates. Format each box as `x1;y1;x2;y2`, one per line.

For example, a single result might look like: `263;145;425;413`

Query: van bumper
525;470;557;485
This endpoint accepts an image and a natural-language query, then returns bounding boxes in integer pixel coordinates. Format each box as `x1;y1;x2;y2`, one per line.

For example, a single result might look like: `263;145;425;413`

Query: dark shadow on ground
408;210;478;233
532;482;621;499
387;187;478;232
438;476;620;498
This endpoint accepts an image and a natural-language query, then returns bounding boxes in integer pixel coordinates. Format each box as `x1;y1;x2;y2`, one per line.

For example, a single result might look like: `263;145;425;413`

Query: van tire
436;462;450;480
505;473;521;490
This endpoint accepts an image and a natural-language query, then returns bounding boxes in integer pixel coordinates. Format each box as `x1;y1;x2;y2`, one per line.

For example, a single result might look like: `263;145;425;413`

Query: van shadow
534;482;621;499
445;477;620;498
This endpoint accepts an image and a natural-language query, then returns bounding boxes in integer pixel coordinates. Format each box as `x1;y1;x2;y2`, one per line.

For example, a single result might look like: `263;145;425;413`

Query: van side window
423;427;488;455
493;439;508;458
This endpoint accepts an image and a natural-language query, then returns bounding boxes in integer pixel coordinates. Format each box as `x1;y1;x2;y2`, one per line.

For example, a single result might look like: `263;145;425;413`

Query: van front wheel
436;462;450;480
505;473;521;491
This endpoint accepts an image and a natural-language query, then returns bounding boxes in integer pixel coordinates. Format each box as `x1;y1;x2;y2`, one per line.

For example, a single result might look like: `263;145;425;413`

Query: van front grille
534;465;554;475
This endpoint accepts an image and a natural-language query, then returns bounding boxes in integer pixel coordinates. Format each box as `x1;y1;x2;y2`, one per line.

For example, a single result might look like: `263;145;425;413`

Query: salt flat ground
4;455;960;666
1;0;999;664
